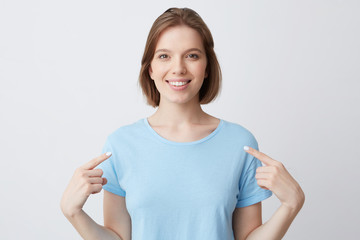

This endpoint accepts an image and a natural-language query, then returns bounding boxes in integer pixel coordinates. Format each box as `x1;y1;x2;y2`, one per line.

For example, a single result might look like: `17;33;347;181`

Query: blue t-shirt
98;118;272;240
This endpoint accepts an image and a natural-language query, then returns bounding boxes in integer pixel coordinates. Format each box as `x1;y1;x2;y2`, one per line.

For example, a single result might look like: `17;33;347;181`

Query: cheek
192;62;207;75
150;63;169;77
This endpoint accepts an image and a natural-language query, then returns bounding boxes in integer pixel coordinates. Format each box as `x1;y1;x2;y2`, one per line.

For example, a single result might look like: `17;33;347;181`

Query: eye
159;54;168;59
187;53;199;59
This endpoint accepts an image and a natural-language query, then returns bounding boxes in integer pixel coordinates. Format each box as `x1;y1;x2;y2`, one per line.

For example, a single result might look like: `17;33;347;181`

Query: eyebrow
154;48;204;54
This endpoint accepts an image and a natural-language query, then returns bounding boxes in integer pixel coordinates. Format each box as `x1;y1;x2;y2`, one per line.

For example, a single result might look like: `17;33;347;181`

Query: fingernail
106;152;112;156
243;146;249;151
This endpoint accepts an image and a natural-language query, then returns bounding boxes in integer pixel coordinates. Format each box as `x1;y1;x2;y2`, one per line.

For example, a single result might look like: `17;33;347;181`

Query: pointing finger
82;152;112;170
243;146;276;166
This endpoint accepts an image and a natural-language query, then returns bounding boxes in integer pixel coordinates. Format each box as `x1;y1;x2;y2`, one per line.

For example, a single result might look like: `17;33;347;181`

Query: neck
148;96;209;127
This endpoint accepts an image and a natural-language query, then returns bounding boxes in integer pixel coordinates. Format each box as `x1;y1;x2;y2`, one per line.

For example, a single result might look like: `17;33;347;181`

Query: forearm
65;209;121;240
245;204;302;240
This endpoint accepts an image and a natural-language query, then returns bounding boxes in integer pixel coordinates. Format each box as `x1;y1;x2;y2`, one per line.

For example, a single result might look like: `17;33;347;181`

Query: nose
172;57;186;75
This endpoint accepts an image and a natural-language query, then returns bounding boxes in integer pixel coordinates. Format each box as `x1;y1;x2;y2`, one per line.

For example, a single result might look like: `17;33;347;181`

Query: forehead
155;25;205;51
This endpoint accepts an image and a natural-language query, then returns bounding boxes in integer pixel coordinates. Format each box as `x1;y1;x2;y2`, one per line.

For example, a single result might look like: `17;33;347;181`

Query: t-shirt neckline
143;117;225;146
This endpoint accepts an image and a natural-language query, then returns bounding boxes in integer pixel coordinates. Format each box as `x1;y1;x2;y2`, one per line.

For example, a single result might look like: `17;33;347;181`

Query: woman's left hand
244;146;305;211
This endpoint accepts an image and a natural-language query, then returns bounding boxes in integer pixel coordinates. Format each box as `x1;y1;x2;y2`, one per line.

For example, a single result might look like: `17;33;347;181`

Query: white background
1;0;359;239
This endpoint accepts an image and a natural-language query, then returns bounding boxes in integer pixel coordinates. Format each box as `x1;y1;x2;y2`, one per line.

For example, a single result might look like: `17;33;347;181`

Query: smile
167;80;190;86
166;80;191;90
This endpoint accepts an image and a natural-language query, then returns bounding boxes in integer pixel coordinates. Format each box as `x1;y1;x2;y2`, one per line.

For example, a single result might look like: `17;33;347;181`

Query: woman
60;7;305;240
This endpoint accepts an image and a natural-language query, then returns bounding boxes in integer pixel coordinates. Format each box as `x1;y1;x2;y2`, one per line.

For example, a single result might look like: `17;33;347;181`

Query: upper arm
232;202;262;240
103;190;132;240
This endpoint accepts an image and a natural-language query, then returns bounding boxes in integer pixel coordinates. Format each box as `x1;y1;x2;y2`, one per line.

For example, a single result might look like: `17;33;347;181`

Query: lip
166;79;191;82
166;79;191;91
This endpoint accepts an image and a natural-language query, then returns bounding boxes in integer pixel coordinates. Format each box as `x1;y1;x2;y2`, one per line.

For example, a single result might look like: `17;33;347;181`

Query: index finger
243;146;276;166
82;152;112;170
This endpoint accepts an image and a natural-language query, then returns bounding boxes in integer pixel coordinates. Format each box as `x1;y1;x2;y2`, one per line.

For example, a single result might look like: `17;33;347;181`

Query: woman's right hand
60;152;112;218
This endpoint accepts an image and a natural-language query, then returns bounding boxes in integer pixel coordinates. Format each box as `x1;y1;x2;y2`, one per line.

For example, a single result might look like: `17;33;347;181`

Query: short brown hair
138;7;222;108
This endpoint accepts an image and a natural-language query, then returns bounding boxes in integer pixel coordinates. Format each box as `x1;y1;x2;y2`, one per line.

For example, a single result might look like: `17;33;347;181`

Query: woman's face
149;25;208;105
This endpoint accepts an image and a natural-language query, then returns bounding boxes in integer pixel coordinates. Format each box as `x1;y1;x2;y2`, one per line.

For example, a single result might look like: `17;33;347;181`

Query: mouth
166;79;191;87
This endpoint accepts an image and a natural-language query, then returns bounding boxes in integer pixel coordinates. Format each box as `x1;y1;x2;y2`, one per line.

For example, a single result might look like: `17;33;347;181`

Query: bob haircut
138;7;222;108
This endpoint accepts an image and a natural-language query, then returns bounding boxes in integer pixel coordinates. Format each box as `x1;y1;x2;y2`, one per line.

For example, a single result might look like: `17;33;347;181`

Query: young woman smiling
61;7;305;240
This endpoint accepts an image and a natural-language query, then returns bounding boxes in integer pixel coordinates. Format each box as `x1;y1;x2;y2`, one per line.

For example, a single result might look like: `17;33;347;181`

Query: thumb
102;178;107;186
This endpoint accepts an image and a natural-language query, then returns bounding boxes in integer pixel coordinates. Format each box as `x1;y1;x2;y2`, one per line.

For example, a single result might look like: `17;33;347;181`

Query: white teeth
169;81;189;86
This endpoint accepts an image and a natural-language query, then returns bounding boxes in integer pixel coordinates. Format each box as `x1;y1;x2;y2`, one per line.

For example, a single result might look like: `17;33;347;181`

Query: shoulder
222;119;258;146
106;118;145;143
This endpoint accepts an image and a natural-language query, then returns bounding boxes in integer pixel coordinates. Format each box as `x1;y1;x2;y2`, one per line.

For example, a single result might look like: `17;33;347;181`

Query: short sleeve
96;138;126;197
236;142;272;208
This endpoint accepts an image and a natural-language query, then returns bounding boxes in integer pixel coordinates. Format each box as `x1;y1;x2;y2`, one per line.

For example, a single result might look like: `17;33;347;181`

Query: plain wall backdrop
0;0;359;239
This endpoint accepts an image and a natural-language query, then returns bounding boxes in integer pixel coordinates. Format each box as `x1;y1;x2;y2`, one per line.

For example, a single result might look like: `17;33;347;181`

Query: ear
204;63;209;79
204;68;208;79
148;65;153;80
